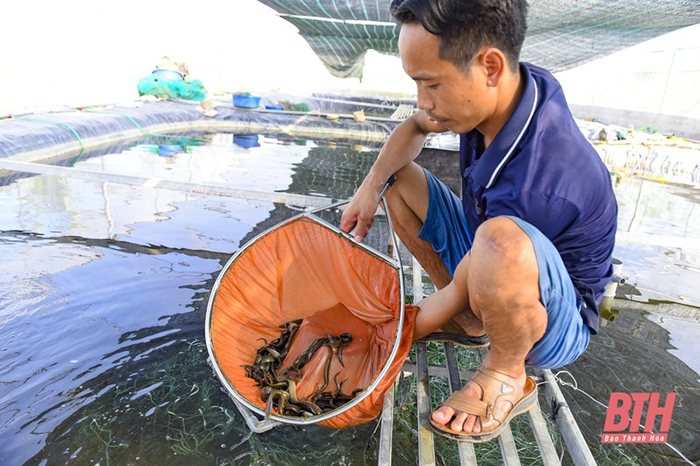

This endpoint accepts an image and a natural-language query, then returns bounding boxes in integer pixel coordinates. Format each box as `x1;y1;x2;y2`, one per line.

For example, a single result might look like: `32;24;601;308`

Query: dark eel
245;321;364;417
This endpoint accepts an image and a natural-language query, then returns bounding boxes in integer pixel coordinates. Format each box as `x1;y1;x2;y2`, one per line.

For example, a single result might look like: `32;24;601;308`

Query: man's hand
340;181;381;243
340;111;441;242
413;254;472;340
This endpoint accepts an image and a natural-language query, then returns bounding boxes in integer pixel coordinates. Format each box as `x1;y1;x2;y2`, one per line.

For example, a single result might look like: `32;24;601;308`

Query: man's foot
440;314;485;339
425;315;489;348
430;366;535;440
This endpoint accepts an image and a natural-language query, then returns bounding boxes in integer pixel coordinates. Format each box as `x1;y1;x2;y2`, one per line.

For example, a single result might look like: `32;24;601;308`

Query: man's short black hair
390;0;528;72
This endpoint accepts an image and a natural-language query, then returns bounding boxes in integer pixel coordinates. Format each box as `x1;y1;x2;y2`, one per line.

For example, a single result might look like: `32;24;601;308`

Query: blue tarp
0;99;400;159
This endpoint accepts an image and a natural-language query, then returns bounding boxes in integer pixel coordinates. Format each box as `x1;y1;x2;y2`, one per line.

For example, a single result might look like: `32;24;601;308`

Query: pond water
0;134;698;465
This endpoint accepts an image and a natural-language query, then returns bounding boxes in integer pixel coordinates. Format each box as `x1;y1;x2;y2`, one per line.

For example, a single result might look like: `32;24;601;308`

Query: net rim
204;198;406;425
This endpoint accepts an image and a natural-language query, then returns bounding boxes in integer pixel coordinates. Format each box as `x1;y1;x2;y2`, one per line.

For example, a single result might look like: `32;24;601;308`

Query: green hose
15;116;85;149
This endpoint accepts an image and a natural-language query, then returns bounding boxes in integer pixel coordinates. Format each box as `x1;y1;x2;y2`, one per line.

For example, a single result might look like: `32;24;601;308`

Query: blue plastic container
233;94;261;109
265;105;284;111
152;69;183;81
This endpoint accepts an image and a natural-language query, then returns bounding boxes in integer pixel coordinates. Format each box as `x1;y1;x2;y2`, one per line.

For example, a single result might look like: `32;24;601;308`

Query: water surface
0;134;698;465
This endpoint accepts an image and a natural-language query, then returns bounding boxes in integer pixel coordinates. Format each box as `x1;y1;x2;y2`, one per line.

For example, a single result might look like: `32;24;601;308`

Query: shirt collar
470;63;538;189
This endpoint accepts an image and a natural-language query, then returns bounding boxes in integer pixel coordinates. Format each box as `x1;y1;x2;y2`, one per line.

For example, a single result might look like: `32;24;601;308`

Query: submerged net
257;0;700;78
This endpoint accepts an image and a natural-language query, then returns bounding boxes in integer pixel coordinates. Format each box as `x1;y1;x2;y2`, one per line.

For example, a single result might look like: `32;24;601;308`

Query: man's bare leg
431;217;548;433
385;163;451;289
386;163;484;336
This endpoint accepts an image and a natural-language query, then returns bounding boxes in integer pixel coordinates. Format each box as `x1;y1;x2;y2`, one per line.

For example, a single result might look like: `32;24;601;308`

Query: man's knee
469;216;541;312
472;217;536;268
389;162;427;194
385;162;429;221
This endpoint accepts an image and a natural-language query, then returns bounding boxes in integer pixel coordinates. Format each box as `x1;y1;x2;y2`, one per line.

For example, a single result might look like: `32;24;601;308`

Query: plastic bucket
233;95;261;109
152;69;183;81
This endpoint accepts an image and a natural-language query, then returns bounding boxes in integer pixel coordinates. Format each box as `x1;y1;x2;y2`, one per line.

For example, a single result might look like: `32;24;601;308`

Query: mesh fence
258;0;700;79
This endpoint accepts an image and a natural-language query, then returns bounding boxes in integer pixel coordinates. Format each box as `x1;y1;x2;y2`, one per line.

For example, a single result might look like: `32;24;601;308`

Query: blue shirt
459;63;617;334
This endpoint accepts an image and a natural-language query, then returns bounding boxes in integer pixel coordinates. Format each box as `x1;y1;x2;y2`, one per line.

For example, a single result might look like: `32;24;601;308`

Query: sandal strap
472;367;525;422
440;367;527;424
441;390;489;418
475;366;521;388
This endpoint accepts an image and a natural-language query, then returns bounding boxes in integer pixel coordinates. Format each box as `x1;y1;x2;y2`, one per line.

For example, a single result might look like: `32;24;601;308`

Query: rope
545;370;697;466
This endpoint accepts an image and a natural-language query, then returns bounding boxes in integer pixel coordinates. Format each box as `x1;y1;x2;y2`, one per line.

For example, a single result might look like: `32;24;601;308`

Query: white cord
549;370;697;466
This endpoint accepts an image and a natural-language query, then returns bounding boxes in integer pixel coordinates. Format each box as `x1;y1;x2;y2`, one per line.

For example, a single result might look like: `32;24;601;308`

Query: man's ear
480;47;507;87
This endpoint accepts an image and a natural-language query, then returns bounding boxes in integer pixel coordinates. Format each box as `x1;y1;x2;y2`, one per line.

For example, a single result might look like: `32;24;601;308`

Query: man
340;0;617;442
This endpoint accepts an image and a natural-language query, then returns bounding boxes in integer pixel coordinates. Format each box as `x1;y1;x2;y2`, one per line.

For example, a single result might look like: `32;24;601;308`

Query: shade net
208;216;418;428
258;0;700;79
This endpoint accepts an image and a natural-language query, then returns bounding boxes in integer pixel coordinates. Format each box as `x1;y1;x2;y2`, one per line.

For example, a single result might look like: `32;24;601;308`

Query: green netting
136;75;207;101
258;0;700;79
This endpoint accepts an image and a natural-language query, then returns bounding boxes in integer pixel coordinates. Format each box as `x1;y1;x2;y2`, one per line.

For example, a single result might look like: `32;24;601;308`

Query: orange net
209;216;418;428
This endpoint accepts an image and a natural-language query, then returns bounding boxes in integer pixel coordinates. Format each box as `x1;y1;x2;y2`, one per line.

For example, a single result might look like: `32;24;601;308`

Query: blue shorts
417;169;590;369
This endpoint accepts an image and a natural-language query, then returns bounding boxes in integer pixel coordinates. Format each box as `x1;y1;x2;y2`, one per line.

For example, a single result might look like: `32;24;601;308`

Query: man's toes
462;414;478;433
470;416;482;434
450;411;469;432
431;406;455;425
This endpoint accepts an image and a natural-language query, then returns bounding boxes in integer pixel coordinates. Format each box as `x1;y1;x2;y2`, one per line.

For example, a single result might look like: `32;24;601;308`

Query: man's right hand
339;180;382;243
339;111;445;242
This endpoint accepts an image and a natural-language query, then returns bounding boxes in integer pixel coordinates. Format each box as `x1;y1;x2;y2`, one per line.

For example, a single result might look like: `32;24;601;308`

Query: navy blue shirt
459;63;617;334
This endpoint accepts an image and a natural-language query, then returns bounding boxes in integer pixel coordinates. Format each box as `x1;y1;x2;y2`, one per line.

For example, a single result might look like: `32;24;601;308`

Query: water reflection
613;176;700;306
616;176;700;238
233;134;260;149
0;230;382;465
0;236;222;464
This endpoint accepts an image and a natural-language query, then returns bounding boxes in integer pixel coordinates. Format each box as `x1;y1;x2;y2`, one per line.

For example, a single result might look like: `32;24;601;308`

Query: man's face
398;23;496;135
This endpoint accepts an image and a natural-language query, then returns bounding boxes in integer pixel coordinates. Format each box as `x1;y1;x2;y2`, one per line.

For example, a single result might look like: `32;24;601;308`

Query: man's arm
413;253;470;340
339;110;448;242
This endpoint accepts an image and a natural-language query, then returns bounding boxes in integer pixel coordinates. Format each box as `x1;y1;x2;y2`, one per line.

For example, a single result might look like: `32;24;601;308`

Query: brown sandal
418;332;490;349
430;366;538;442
